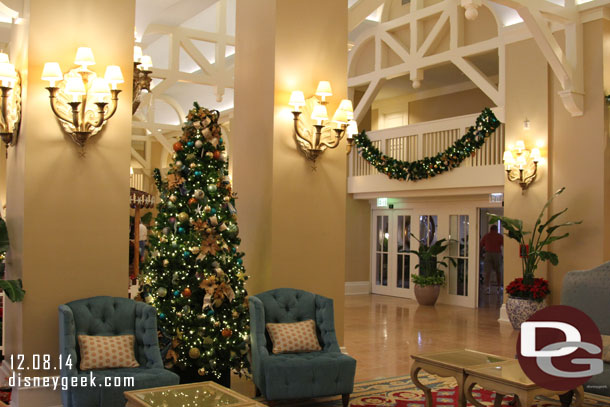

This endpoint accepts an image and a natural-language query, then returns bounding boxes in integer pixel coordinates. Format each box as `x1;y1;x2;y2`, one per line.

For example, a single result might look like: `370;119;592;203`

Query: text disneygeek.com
9;372;135;391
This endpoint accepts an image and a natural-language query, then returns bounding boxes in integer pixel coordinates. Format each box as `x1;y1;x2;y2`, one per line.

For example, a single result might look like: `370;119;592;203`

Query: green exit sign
377;198;388;207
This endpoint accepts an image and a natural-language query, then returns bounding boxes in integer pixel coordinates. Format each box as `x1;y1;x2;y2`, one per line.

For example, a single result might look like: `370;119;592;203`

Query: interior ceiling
372;51;499;100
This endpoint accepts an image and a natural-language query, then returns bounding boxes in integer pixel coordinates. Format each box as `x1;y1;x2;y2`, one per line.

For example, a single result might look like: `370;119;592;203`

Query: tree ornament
173;289;180;297
159;313;166;319
194;171;202;177
204;205;211;213
198;368;206;376
171;241;179;248
183;287;192;298
194;189;205;199
157;287;168;297
206;152;214;159
178;227;186;234
232;310;239;319
163;259;170;267
183;250;190;258
195;140;203;149
187;141;195;147
213;150;221;160
190;246;201;254
220;151;227;162
162;227;170;235
173;142;183;152
190;163;197;169
188;197;198;206
175;161;183;169
189;347;201;359
178;212;189;223
207;184;217;193
172;272;180;285
223;196;230;202
169;195;177;203
221;328;232;338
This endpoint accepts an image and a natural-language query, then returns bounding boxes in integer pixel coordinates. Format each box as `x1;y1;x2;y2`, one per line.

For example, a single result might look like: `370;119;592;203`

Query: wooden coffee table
411;349;507;407
124;381;265;407
464;360;584;407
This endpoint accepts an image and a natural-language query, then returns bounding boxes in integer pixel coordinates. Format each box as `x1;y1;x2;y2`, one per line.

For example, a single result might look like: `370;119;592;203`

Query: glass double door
371;207;476;307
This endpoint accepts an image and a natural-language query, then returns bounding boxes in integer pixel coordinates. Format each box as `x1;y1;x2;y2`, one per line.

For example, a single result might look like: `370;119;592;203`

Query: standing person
480;224;503;294
139;220;148;263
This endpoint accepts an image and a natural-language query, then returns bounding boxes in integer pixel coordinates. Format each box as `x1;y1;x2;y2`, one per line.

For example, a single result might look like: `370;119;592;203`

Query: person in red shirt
480;224;503;294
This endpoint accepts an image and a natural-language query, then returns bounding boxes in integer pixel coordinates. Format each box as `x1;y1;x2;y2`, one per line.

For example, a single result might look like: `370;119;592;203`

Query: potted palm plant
489;187;580;329
408;234;455;306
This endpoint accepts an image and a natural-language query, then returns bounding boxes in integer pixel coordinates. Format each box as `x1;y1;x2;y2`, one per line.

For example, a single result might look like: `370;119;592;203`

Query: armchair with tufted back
249;288;356;406
59;296;179;407
561;262;610;401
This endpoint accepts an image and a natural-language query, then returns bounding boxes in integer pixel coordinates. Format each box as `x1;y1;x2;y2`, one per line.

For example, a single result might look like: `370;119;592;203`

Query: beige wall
4;2;135;403
408;88;494;124
234;1;348;343
346;197;370;282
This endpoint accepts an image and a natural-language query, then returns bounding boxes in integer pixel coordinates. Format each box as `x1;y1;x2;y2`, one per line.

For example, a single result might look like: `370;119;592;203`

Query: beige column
503;38;550;295
234;1;348;342
547;20;608;303
4;0;135;404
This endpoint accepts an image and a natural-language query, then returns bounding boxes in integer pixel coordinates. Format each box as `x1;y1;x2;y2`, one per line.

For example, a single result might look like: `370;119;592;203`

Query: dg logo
517;305;603;391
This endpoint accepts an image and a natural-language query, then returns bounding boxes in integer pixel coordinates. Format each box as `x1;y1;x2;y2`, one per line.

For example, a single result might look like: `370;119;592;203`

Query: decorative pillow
603;335;610;362
266;319;322;354
78;334;140;370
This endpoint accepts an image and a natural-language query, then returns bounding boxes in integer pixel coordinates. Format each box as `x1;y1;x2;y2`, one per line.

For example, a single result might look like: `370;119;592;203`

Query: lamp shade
332;108;349;124
337;99;353;113
502;150;515;164
90;77;111;96
0;53;9;64
311;104;328;122
65;75;86;96
42;62;63;83
104;65;124;89
74;47;95;67
139;55;152;70
0;62;16;86
530;148;541;162
289;91;305;109
134;46;143;62
315;81;332;98
516;154;527;167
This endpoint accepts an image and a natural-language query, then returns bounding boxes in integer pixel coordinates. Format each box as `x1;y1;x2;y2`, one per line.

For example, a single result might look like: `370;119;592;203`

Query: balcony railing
348;110;505;195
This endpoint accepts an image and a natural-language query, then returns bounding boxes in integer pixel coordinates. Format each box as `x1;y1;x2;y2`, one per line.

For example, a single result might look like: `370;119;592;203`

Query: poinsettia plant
505;277;550;302
488;187;580;301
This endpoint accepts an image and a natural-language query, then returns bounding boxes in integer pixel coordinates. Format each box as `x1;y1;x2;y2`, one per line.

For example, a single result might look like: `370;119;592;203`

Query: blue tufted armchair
249;288;356;406
59;296;179;407
561;262;610;401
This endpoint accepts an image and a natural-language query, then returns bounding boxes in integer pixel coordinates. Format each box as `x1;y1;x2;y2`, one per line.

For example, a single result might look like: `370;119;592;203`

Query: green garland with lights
140;102;249;380
354;108;501;181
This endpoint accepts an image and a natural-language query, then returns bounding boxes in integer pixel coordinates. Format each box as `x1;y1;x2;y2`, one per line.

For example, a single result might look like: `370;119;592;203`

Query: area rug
257;373;607;406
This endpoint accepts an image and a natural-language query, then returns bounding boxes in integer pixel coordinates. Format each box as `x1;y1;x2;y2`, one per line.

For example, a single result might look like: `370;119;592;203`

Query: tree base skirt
174;366;231;387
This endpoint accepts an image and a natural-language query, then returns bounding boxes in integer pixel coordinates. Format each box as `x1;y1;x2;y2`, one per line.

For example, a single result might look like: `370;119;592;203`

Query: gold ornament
190;246;201;254
198;367;206;376
223;196;230;202
189;347;201;359
204;205;211;213
178;212;189;223
232;310;239;319
190;163;197;169
163;259;170;267
169;195;177;203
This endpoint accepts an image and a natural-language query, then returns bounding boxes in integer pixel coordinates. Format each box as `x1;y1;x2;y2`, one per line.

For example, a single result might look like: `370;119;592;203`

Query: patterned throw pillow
266;320;322;354
603;335;610;362
78;335;140;370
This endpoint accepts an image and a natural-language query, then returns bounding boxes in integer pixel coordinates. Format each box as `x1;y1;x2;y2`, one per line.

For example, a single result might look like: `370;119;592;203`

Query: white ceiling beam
180;38;216;76
354;77;386;122
451;56;501;106
416;11;449;58
379;31;409;62
131;147;148;168
349;0;385;32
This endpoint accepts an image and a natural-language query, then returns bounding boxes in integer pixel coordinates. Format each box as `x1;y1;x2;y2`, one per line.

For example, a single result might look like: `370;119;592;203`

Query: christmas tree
141;103;250;380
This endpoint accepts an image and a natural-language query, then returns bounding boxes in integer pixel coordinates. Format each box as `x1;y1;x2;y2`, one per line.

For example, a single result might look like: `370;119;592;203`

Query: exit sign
377;198;388;207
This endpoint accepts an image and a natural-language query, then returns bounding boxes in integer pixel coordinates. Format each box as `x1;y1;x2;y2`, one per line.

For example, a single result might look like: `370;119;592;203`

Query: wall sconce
0;52;21;149
132;45;153;114
289;81;358;163
503;140;541;192
42;47;123;151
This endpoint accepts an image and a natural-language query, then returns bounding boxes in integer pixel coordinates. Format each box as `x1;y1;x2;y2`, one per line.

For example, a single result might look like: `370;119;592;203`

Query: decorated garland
354;108;501;181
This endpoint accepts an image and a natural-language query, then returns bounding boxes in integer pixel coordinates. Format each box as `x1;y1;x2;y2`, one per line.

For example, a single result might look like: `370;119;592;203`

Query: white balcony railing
348;110;505;195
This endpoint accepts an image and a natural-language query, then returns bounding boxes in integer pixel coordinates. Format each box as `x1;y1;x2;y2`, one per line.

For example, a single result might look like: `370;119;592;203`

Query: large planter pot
506;296;547;329
414;284;441;306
